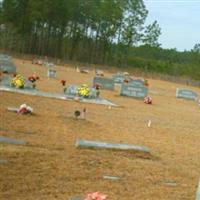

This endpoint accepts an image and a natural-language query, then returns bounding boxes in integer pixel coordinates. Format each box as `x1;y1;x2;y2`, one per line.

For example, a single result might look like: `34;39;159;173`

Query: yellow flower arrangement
78;84;90;97
11;74;25;88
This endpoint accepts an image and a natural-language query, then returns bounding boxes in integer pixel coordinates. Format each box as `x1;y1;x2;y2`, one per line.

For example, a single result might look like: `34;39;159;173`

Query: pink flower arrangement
144;96;152;104
84;192;107;200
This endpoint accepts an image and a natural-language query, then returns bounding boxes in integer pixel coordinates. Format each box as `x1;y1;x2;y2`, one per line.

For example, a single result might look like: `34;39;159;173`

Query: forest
0;0;199;80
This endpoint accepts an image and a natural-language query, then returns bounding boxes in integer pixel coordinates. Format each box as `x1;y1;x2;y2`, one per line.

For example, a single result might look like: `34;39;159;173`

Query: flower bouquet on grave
17;104;33;114
78;84;90;98
11;74;25;89
84;192;107;200
144;96;152;104
28;74;39;88
60;79;66;86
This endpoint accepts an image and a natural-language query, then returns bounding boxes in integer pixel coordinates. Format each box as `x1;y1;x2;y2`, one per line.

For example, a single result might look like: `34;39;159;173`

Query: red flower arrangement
84;192;107;200
60;80;66;86
94;83;102;90
28;75;39;83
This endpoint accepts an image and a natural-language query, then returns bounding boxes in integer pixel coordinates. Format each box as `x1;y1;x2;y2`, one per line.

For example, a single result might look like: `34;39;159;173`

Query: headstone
176;88;198;100
75;139;150;153
0;54;11;61
0;136;26;145
120;84;148;99
47;69;56;78
112;73;133;84
45;62;54;68
128;79;144;87
93;76;114;90
64;85;78;96
0;60;16;74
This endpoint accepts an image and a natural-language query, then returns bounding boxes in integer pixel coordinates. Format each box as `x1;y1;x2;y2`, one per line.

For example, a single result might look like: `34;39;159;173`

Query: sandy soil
0;58;200;200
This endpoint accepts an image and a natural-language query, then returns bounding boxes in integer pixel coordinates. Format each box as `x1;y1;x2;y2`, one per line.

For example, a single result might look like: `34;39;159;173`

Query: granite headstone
93;76;114;90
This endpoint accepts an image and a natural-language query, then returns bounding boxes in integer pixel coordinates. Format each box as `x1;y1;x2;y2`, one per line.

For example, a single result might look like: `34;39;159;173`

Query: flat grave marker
196;179;200;200
0;136;26;145
176;88;198;100
75;139;150;153
93;76;114;90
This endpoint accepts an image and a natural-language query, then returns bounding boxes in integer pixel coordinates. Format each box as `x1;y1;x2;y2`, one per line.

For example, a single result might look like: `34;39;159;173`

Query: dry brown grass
0;58;200;200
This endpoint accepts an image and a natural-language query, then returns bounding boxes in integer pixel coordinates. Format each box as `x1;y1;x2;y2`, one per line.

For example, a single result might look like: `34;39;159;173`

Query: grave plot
0;84;117;107
120;83;148;99
176;88;198;100
0;76;34;89
93;76;114;90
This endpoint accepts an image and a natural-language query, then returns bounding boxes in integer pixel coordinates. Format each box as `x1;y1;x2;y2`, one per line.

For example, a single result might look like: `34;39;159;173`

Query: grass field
0;58;200;200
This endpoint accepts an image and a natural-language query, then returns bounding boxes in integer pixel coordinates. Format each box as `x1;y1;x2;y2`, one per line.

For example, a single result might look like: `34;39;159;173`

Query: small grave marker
120;84;148;99
0;136;26;145
47;69;56;78
75;139;150;153
176;88;198;100
0;160;8;164
93;76;114;90
196;180;200;200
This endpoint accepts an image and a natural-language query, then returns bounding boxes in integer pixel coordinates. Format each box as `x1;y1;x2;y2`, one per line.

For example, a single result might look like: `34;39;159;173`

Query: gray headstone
0;54;11;61
0;136;26;145
176;88;198;100
128;79;144;87
75;139;150;153
47;69;56;78
93;76;114;90
64;85;78;96
0;60;16;74
120;84;148;99
112;74;133;84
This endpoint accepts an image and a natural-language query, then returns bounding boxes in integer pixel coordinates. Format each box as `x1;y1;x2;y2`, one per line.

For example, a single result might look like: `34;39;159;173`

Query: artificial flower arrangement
17;104;33;114
77;84;90;98
28;74;39;83
84;192;107;200
11;74;25;89
60;79;66;86
28;74;39;88
144;96;152;104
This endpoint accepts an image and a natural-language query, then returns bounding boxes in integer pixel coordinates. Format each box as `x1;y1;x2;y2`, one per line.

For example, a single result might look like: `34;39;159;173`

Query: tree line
0;0;199;80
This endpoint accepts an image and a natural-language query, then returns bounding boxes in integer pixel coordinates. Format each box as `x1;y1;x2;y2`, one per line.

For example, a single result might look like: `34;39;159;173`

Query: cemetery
0;57;200;200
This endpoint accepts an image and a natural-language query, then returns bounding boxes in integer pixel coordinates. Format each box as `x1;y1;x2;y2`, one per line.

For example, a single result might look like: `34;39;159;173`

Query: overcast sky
144;0;200;51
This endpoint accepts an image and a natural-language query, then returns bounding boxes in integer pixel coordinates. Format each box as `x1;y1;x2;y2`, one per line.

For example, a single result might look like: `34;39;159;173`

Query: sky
144;0;200;51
